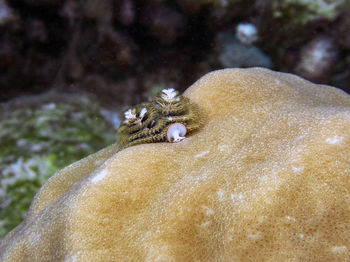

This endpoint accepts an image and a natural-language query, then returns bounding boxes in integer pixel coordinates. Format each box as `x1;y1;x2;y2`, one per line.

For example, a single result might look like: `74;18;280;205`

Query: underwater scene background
1;0;350;239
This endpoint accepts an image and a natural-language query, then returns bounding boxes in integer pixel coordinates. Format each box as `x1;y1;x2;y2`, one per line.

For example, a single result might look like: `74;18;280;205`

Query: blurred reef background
1;0;350;238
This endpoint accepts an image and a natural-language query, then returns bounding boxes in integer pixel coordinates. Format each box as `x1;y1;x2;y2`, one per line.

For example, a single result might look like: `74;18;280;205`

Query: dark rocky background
1;0;349;108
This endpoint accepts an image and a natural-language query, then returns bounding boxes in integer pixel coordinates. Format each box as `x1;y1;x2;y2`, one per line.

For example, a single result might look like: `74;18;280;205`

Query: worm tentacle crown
117;88;205;149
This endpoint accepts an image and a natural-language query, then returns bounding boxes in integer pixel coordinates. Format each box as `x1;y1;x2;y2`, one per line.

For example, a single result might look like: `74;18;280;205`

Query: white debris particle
286;216;296;222
94;159;104;166
64;256;72;262
231;193;244;203
64;252;80;262
248;232;261;240
294;135;305;142
236;22;258;45
300;234;304;240
292;166;304;173
218;144;230;153
217;189;225;202
326;135;343;144
194;150;210;158
202;205;214;216
201;221;211;227
34;233;41;243
91;169;108;183
332;246;348;254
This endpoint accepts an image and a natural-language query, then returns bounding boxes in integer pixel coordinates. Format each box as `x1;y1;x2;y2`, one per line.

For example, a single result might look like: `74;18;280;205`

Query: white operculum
167;123;187;142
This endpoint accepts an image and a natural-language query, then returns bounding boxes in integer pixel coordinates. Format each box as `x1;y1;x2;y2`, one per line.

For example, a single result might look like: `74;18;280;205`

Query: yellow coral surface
1;68;350;261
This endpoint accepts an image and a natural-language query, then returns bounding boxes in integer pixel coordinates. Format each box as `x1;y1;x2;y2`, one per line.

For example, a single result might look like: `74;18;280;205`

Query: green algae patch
0;94;117;238
272;0;350;26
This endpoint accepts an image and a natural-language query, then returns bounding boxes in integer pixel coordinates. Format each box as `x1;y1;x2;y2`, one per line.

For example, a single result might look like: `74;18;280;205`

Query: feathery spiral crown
117;88;205;149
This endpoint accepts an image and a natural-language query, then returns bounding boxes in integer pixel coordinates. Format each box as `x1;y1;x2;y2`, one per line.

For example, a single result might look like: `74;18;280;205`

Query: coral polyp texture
117;88;205;149
1;68;350;261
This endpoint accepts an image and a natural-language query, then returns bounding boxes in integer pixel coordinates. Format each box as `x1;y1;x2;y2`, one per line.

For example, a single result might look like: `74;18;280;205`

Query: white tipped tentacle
123;108;137;123
167;123;187;143
161;88;180;102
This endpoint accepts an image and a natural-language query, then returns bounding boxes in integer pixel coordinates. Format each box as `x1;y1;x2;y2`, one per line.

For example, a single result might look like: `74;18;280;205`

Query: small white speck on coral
94;159;104;166
292;166;304;173
332;246;348;254
231;193;244;203
64;253;79;262
202;205;215;216
326;135;343;144
91;169;108;183
194;150;210;158
247;232;261;240
295;135;305;142
201;221;211;227
218;144;230;153
34;233;41;243
217;189;225;202
285;216;296;222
